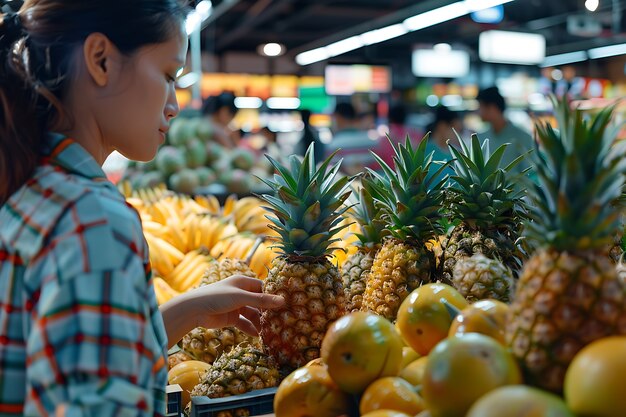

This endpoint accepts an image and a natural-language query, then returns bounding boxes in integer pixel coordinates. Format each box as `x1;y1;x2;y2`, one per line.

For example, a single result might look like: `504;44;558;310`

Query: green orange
448;299;509;344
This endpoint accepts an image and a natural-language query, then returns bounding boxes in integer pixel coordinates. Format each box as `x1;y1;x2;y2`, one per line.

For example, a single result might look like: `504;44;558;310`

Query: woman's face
95;27;188;161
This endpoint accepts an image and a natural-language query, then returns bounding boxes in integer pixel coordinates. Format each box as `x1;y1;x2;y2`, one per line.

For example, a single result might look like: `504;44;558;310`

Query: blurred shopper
297;109;323;161
378;102;422;168
427;105;464;161
476;87;534;174
325;102;378;175
202;91;240;148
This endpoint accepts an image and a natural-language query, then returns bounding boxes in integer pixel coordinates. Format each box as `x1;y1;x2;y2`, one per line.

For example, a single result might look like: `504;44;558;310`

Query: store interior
104;0;626;185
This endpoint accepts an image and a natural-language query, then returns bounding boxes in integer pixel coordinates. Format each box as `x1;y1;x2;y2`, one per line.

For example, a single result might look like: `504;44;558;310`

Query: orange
167;360;211;407
415;411;433;417
467;385;575;417
399;346;421;368
396;283;469;355
274;365;352;417
361;411;412;417
321;311;404;394
422;333;522;417
360;377;426;415
564;336;626;417
305;358;325;367
448;299;509;344
398;356;429;386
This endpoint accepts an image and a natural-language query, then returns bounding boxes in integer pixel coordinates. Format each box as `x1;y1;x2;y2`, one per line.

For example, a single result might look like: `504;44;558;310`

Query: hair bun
1;12;25;47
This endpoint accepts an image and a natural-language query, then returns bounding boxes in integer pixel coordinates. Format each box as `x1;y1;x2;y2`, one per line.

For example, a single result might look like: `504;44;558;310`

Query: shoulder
1;163;145;274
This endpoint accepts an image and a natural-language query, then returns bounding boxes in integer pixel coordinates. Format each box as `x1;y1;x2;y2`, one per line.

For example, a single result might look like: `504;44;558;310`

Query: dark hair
427;105;461;132
201;92;237;116
476;86;506;112
388;103;407;125
333;102;356;120
0;0;188;204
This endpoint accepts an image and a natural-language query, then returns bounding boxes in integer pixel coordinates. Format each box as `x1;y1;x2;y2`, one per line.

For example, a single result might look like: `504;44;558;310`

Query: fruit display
123;116;274;195
133;97;626;416
506;98;626;392
362;136;450;320
257;146;353;371
443;134;528;284
341;176;389;312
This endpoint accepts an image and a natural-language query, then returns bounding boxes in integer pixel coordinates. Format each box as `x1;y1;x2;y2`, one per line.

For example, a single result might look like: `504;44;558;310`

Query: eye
166;73;177;83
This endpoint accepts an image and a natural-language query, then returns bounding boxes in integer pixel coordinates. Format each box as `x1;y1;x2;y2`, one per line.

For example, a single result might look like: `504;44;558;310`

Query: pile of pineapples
158;97;626;415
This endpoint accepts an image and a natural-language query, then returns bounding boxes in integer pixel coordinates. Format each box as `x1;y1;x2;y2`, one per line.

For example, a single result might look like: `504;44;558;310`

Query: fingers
236;291;285;310
221;275;263;293
235;314;259;337
240;306;262;330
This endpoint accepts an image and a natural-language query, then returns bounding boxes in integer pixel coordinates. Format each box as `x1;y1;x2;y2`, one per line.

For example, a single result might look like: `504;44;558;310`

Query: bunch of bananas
120;185;279;304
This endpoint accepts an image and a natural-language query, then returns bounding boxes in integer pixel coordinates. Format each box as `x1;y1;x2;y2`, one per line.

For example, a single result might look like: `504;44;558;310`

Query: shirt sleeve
23;191;168;417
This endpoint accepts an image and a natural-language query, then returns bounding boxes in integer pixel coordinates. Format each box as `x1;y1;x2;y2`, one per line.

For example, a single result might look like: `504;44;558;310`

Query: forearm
160;291;200;347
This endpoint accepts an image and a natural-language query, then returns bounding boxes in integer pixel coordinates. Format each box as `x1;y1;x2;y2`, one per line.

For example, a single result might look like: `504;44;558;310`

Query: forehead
138;28;188;65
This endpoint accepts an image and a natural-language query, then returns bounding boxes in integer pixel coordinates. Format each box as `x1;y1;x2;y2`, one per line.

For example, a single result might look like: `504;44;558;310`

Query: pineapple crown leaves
257;144;354;259
525;95;626;251
350;174;390;247
367;134;452;242
446;133;529;232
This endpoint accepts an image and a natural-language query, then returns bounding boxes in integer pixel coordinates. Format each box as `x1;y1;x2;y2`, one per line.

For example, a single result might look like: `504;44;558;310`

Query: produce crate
190;387;277;417
166;384;183;417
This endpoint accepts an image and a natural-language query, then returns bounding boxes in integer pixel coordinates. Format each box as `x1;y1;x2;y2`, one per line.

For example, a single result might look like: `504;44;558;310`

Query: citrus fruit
274;365;352;417
448;299;509;344
167;360;211;407
360;377;426;415
467;385;575;417
361;411;412;417
396;283;469;355
398;356;429;386
321;311;404;394
564;336;626;417
422;333;522;417
399;346;421;368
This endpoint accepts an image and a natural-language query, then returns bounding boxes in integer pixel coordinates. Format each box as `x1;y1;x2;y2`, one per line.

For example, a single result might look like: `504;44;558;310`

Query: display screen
324;65;392;95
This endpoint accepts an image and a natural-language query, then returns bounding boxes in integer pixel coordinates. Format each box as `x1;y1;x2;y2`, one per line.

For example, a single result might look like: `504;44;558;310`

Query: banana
222;194;238;217
166;219;187;252
153;277;180;305
145;233;174;276
171;253;209;291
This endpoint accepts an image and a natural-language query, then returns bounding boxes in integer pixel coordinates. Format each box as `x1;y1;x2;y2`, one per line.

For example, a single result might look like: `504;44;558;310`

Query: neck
491;116;507;134
59;97;110;166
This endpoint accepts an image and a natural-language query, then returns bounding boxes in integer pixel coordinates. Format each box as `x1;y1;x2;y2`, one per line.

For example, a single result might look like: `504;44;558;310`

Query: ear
83;33;115;87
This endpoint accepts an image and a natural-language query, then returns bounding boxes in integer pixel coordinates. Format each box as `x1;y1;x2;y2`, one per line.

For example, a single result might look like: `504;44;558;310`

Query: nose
164;85;180;122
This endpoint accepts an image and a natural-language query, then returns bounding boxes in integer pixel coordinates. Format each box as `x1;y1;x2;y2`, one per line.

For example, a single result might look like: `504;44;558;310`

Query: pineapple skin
181;327;255;364
362;238;433;320
260;258;346;371
506;249;626;392
341;247;377;312
443;225;523;284
452;254;515;303
199;258;257;287
191;343;279;398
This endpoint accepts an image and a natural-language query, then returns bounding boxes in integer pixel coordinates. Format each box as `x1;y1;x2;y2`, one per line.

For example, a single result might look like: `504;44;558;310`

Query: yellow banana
153;277;180;305
172;254;209;291
145;233;174;276
222;194;238;217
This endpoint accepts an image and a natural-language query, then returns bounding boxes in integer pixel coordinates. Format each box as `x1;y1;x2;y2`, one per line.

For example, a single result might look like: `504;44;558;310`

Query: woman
0;1;283;416
201;92;240;148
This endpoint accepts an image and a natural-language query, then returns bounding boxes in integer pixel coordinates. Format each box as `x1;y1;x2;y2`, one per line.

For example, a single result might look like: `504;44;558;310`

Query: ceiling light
234;97;263;109
479;30;546;64
540;51;588;67
258;43;285;57
266;97;301;110
176;72;199;89
295;0;516;66
360;23;408;46
185;11;202;35
196;0;212;18
588;42;626;59
433;43;452;53
585;0;599;11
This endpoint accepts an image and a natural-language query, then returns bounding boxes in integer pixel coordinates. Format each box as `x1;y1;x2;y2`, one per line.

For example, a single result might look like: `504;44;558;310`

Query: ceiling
196;0;626;63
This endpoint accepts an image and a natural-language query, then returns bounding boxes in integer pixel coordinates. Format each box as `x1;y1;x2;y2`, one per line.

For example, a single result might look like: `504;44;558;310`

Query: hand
185;275;284;337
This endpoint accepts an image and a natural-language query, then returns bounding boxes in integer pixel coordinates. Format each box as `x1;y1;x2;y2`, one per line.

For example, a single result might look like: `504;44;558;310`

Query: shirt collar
42;133;107;180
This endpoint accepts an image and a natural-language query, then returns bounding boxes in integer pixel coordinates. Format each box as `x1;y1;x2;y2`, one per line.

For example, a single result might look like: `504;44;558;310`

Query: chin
121;146;159;163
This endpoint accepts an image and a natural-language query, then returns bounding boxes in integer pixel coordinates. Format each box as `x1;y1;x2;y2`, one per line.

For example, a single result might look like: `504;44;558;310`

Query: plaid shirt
0;135;168;416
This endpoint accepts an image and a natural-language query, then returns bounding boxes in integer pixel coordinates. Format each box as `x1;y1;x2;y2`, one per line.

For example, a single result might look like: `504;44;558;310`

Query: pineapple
198;258;257;287
191;343;279;399
443;134;527;285
362;135;451;320
258;145;352;370
341;175;389;312
452;254;515;303
181;327;255;364
506;97;626;392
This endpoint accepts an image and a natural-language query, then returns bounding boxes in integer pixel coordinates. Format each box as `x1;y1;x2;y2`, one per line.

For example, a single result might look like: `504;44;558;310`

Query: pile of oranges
273;283;626;417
